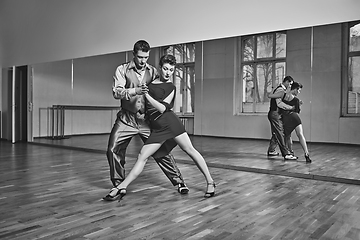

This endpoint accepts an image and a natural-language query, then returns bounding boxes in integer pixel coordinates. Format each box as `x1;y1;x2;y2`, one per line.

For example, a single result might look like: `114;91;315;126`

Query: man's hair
283;75;294;83
291;81;303;90
133;40;151;53
159;54;176;66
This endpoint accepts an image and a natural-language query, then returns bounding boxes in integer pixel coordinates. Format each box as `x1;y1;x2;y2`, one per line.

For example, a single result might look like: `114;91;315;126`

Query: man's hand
135;83;149;95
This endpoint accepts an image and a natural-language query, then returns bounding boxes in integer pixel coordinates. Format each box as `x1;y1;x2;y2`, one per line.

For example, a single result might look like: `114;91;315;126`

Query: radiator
180;118;188;131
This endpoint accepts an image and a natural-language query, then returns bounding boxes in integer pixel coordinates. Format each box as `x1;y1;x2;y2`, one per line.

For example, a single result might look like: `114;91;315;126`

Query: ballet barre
49;105;194;139
50;105;120;139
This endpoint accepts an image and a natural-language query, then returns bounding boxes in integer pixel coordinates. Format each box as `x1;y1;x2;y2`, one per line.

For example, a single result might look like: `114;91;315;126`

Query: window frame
342;21;360;117
161;43;195;116
237;31;287;114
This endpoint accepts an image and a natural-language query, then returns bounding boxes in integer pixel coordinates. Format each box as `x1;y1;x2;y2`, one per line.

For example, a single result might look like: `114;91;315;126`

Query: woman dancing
268;82;312;163
104;54;216;201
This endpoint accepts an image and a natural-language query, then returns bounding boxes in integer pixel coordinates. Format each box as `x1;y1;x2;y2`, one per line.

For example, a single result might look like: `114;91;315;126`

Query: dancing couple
103;40;215;201
267;76;312;163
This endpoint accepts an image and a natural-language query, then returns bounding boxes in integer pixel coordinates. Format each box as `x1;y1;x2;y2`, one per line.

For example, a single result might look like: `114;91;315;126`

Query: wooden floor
33;135;360;184
1;135;360;240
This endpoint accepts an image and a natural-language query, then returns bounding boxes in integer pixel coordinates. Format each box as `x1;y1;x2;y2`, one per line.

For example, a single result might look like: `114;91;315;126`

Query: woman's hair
159;54;176;67
291;81;303;90
133;40;151;53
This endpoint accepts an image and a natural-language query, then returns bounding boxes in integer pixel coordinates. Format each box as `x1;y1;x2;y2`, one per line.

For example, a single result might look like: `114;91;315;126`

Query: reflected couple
268;80;312;163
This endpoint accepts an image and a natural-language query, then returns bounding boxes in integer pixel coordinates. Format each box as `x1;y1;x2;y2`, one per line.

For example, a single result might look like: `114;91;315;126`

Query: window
240;32;286;113
343;21;360;115
163;43;195;115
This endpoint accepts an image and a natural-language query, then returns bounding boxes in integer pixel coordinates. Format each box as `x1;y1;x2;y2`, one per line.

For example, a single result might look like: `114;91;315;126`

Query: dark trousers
267;110;291;157
106;116;185;187
285;135;294;154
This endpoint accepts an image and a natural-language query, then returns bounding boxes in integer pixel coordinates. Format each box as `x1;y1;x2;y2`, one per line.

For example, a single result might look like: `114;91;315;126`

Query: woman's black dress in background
280;95;302;136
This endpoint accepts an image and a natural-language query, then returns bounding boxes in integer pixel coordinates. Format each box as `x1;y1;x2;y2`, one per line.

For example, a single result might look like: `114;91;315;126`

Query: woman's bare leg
108;143;162;196
174;133;215;192
294;124;309;155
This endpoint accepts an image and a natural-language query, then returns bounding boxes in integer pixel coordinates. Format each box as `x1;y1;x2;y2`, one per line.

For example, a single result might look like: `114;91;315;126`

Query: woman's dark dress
144;81;186;157
280;95;302;136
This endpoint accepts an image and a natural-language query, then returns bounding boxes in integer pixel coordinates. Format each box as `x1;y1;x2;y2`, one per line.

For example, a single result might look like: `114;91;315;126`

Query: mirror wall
31;22;360;183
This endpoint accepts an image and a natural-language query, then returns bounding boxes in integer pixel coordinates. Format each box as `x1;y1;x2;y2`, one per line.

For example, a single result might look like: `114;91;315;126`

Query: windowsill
175;113;194;117
340;114;360;118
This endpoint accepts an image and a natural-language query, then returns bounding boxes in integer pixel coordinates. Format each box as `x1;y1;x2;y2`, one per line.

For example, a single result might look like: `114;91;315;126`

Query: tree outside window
240;32;286;113
163;43;195;115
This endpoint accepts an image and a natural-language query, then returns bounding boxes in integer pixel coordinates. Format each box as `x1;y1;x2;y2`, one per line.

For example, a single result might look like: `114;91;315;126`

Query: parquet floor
1;136;360;240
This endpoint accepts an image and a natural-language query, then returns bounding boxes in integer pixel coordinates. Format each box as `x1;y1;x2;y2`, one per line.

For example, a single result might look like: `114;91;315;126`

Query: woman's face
292;87;302;96
160;63;175;81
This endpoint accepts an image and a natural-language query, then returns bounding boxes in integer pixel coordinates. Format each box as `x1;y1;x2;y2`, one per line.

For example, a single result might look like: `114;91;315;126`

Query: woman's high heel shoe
117;188;127;202
305;153;312;163
103;187;127;201
204;182;216;198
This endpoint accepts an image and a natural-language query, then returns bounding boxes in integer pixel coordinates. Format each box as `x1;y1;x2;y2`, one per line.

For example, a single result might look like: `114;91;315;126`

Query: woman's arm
294;97;301;113
145;90;175;113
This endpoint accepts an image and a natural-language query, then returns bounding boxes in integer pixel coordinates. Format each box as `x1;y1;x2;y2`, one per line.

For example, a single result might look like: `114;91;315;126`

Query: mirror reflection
31;22;360;184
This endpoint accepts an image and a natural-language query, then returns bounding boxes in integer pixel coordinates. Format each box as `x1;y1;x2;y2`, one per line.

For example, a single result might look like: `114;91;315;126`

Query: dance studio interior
1;1;360;239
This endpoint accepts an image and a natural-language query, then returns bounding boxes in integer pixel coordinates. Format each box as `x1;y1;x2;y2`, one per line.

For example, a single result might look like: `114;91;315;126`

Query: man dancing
103;40;188;201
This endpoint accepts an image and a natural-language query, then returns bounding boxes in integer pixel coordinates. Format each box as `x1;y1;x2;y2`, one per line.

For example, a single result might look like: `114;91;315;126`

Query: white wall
1;0;360;67
5;21;360;144
1;1;360;143
31;52;125;138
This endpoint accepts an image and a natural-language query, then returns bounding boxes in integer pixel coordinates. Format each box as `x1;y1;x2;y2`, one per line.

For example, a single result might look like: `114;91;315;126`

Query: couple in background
103;40;215;201
267;76;312;163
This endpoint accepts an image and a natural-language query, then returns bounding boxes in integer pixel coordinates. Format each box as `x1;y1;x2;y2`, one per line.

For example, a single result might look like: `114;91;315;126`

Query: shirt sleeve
274;88;293;110
112;65;136;100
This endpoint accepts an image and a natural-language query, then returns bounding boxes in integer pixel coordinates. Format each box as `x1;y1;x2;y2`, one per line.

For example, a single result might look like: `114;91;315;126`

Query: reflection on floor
2;137;360;239
33;134;360;185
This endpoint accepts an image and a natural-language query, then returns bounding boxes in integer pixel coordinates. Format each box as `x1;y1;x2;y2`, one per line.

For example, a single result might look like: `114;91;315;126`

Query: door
11;65;28;143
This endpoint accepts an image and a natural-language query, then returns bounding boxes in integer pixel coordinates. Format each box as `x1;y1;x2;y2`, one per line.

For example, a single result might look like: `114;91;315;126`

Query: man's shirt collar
129;60;151;71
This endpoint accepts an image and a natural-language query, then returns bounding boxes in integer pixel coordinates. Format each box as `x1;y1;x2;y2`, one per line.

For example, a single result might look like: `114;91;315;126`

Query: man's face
284;80;293;89
133;50;149;70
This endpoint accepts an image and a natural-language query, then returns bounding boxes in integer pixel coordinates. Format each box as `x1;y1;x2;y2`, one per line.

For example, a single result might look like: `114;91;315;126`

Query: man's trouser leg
153;154;184;186
267;111;290;157
267;134;278;153
106;119;136;187
138;124;185;186
285;135;293;154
